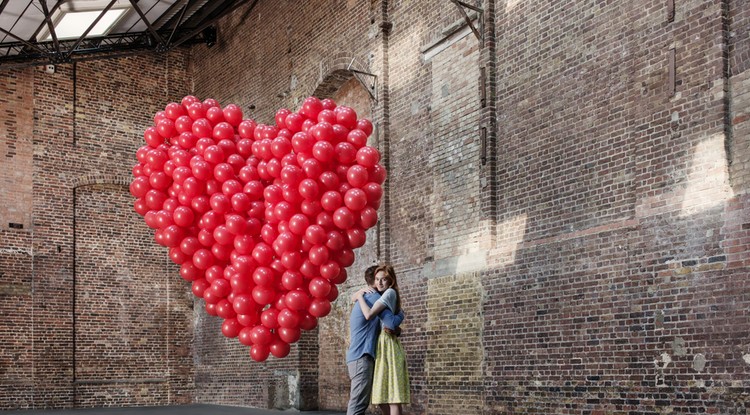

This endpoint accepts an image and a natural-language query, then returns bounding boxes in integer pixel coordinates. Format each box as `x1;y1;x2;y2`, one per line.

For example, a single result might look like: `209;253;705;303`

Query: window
40;1;130;41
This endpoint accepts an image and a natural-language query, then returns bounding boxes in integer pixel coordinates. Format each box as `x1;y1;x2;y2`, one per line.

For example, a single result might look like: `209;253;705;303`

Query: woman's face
374;271;391;292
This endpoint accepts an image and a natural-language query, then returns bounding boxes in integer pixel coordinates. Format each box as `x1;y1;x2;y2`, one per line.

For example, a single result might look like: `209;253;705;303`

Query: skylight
44;8;128;41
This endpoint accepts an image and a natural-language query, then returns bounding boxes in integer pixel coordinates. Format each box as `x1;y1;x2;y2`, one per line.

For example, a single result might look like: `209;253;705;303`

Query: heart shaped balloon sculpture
129;96;384;362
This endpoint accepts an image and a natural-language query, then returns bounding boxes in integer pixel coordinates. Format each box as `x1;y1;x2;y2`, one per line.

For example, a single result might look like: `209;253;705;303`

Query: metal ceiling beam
38;0;61;57
0;0;250;69
66;0;118;60
0;26;47;54
128;0;166;49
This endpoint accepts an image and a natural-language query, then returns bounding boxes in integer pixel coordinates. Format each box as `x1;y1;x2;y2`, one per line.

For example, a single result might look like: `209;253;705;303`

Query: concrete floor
1;404;345;415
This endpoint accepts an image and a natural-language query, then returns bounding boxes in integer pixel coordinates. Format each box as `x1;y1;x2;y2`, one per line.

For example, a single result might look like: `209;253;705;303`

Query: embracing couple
346;264;411;415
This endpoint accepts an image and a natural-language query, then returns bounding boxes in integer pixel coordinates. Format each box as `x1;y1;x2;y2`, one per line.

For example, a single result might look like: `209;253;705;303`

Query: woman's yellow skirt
371;331;411;405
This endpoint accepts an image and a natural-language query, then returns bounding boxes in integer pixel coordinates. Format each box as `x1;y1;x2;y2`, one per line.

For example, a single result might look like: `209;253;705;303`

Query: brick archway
70;173;130;189
313;52;375;101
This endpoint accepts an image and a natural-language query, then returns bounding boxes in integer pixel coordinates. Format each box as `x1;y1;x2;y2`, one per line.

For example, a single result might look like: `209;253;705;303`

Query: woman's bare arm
356;292;386;320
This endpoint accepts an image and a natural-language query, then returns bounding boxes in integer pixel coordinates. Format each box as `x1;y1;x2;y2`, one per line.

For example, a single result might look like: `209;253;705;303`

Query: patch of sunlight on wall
489;213;528;267
679;133;733;217
506;0;522;13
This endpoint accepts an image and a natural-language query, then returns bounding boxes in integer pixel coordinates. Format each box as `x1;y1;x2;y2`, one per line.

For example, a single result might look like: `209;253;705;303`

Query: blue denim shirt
346;291;404;363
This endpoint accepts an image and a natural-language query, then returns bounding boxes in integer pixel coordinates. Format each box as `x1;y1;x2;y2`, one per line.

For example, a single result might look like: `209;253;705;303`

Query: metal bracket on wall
347;58;378;101
449;0;483;43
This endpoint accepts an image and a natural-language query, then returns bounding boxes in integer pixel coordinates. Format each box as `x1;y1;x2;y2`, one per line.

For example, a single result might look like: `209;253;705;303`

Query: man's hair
364;265;378;285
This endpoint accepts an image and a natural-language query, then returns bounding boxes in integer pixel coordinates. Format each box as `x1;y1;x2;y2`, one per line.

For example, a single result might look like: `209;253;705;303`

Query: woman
354;264;411;415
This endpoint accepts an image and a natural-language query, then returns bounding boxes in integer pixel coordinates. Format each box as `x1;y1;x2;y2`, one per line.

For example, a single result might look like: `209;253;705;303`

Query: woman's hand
351;287;375;302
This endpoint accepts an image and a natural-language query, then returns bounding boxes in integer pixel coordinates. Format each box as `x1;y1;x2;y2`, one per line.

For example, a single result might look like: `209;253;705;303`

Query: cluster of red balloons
130;95;384;362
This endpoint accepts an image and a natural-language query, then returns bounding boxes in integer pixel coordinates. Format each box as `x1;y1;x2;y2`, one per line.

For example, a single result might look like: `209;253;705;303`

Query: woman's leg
378;403;390;415
389;403;402;415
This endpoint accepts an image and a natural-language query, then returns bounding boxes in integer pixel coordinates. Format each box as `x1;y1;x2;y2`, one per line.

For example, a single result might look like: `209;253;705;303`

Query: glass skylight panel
45;8;127;41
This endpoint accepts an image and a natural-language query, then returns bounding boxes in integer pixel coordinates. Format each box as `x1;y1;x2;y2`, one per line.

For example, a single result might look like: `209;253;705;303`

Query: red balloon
333;207;356;230
216;299;236;319
278;327;301;344
277;308;301;328
281;270;304;290
302;158;323;179
269;339;290;358
252;266;275;287
232;294;257;315
334;106;357;130
237;312;260;328
360;206;379;229
180;261;205;281
321;191;343;212
161;224;185;247
335;249;355;267
344;188;368;211
145;189;168;211
144;127;164;147
347;165;369;188
309;245;330;266
369;164;387;184
346;128;368;148
206;106;225;124
191;278;209;297
330;268;348;284
285;290;311;311
327;284;339;302
334;142;357;164
252;286;276;305
300;97;323;120
356;146;381;168
310;121;334;142
223;104;243;126
347;227;367;248
250;325;273;345
250;344;270;362
312;141;335;163
356;119;373;136
238;119;256;139
309;298;332;317
130;176;151;198
317;109;336;124
156;119;176;139
169;246;189;264
299;313;318;330
363;183;384;209
320;261;341;281
193;248;215;270
304;224;327;245
221;318;242;338
318;171;340;191
212;225;234;245
309;277;332;299
261;307;281;329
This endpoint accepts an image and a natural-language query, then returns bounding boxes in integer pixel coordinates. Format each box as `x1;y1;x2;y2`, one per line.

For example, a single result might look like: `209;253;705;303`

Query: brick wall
0;53;194;410
2;0;749;413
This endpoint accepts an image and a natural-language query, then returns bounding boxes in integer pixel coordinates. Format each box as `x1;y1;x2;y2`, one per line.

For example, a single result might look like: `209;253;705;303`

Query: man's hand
383;327;401;337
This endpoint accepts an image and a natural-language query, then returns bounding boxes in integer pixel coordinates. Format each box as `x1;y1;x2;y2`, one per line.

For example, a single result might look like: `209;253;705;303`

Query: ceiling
0;0;256;70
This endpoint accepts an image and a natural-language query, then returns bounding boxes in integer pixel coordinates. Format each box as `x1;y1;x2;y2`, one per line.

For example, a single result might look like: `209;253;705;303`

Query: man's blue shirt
346;291;404;363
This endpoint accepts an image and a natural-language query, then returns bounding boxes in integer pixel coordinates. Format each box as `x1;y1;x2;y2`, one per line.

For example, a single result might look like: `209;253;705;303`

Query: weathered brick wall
2;0;749;413
187;0;749;414
0;53;195;410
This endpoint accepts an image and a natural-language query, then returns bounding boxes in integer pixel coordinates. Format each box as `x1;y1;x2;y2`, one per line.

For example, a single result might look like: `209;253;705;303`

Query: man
346;265;404;415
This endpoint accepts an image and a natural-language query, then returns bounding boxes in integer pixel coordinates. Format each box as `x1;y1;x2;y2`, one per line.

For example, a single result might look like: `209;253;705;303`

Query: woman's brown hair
375;264;400;314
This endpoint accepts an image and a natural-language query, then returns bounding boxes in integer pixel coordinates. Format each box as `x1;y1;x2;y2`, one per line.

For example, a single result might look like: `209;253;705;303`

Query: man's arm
378;308;404;330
